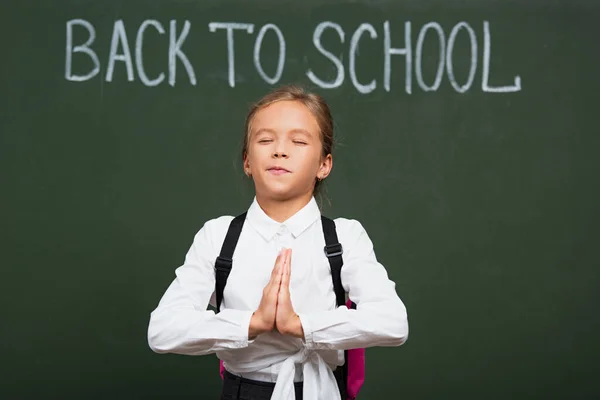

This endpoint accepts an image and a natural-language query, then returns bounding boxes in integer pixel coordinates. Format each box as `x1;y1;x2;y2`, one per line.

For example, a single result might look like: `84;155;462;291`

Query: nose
272;140;288;159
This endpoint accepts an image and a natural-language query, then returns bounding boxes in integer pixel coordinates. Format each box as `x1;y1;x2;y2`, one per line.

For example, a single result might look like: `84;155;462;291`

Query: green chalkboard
2;0;599;398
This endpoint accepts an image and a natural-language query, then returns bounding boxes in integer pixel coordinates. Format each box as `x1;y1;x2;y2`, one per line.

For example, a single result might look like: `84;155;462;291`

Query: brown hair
242;84;334;196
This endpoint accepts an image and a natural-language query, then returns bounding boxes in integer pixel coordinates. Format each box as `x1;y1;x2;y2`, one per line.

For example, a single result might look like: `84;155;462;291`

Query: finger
279;254;286;275
271;253;282;273
274;249;288;290
273;254;284;289
266;261;279;291
271;277;282;301
285;249;291;279
281;252;290;288
278;286;288;303
283;249;292;268
278;271;288;296
276;260;284;285
269;253;284;284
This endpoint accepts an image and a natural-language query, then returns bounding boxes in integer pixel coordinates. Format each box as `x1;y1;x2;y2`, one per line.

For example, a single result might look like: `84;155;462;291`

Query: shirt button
277;225;288;235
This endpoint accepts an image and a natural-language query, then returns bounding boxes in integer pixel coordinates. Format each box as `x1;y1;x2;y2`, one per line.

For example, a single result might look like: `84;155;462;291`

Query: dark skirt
221;370;303;400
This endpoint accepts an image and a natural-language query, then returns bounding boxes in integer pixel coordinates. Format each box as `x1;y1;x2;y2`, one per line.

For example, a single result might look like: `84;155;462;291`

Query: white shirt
147;196;409;400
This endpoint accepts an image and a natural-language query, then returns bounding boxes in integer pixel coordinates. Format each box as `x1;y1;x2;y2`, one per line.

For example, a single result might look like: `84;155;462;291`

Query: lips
267;166;291;175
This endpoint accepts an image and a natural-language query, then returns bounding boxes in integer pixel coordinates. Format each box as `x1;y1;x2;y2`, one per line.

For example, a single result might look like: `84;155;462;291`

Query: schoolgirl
148;85;409;400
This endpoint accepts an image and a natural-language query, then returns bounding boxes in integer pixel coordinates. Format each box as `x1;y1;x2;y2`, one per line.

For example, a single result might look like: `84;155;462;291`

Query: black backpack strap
321;215;353;399
321;216;346;307
215;212;247;313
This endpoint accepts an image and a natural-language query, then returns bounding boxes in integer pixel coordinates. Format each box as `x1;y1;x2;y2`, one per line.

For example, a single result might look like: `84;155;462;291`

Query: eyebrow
253;128;276;136
253;128;313;137
289;129;312;137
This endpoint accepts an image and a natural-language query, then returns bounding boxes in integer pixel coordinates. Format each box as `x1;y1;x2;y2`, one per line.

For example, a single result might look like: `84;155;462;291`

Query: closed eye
293;141;307;145
258;139;273;144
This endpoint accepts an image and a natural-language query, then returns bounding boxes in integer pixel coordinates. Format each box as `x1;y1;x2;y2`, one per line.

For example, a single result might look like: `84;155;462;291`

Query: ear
317;153;333;180
243;154;251;177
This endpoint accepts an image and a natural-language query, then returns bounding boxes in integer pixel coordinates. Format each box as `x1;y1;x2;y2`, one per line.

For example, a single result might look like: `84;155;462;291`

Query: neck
255;192;313;223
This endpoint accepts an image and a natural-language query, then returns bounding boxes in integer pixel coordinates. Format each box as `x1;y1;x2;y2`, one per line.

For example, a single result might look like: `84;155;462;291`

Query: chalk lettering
446;22;477;93
482;21;521;92
306;22;345;89
349;23;377;94
415;22;445;92
209;22;254;87
383;21;412;94
136;20;166;87
254;24;285;85
63;18;522;94
106;20;134;82
65;19;100;82
169;20;196;86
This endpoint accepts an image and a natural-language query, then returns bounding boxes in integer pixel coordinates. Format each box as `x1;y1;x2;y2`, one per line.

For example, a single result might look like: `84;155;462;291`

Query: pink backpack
214;213;365;399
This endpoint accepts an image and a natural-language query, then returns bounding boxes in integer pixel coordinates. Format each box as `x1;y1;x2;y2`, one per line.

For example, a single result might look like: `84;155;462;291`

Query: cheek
298;151;323;174
247;146;268;167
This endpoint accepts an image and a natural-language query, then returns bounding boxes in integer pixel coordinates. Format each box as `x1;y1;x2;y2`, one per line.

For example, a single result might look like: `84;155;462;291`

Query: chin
257;182;298;201
265;189;295;201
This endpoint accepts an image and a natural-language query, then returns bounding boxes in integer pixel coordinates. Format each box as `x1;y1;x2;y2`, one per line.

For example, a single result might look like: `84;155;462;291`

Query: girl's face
244;100;332;202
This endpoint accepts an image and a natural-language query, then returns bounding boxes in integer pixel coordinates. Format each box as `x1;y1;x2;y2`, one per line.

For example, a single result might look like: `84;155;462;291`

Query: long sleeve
298;219;409;351
147;217;254;355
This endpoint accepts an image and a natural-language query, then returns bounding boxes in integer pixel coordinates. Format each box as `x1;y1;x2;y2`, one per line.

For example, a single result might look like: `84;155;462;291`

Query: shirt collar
246;196;321;242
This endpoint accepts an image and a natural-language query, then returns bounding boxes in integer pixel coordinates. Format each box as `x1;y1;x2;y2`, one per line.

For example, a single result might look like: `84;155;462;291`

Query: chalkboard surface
2;0;599;398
